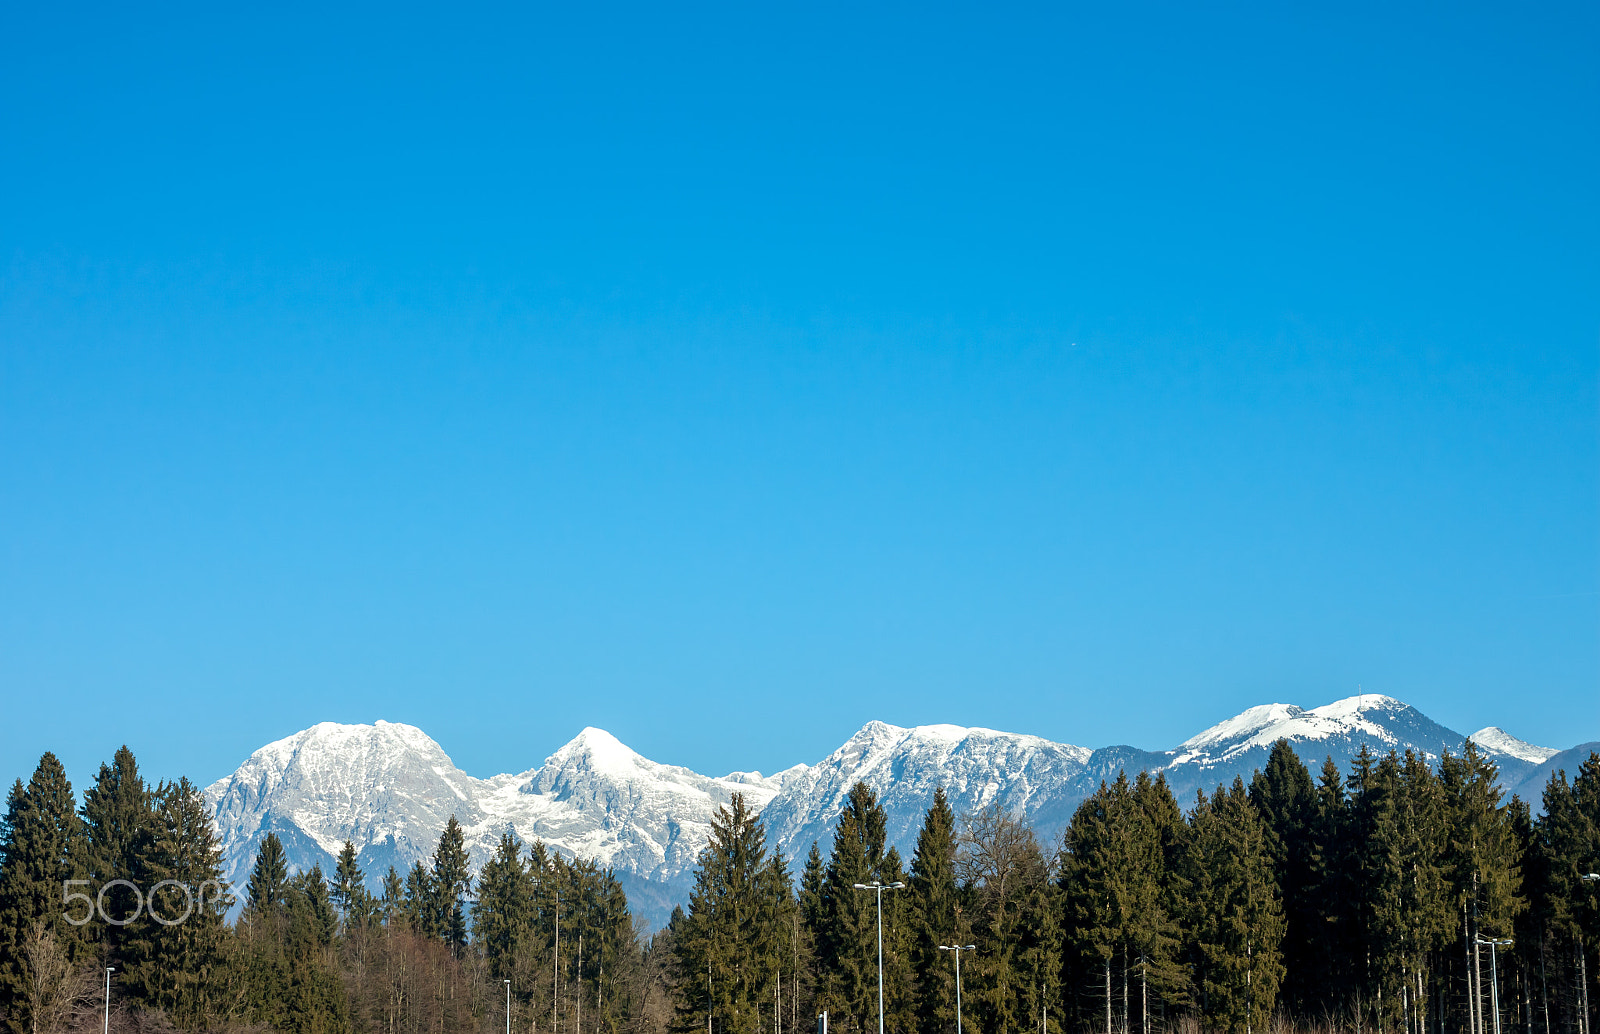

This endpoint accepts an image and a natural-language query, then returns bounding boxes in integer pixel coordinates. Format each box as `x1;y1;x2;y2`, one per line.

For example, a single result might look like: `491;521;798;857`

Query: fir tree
294;864;339;948
673;793;793;1034
431;816;473;952
1183;779;1285;1034
402;860;433;934
1306;754;1357;1015
244;832;291;920
1248;741;1317;1014
127;777;230;1028
819;782;893;1034
379;864;404;925
908;789;962;1034
476;831;532;979
80;746;152;964
0;753;85;1034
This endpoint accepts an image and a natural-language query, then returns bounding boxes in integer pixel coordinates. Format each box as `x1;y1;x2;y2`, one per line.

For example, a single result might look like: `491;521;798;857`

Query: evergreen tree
908;789;962;1034
1061;777;1132;1034
1305;754;1358;1015
431;816;472;952
0;753;85;1034
80;746;152;964
402;860;433;934
294;864;339;948
1182;779;1285;1034
672;793;793;1034
379;864;404;925
1248;741;1318;1015
331;840;375;931
476;831;532;979
128;777;230;1028
818;783;895;1034
1441;744;1527;1034
244;832;291;920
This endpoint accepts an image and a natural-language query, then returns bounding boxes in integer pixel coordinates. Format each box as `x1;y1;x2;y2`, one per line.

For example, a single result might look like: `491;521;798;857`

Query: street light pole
1477;938;1513;1034
852;881;904;1034
938;945;977;1034
505;980;512;1034
103;968;114;1034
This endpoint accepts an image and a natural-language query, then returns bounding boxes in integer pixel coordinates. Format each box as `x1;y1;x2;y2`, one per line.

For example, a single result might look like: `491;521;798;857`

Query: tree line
0;740;1596;1034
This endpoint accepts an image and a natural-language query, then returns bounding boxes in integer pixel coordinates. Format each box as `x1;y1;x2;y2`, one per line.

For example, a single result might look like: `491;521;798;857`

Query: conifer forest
1;742;1597;1034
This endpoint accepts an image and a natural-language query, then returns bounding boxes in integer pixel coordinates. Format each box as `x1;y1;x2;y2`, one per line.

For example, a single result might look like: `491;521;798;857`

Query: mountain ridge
203;695;1585;928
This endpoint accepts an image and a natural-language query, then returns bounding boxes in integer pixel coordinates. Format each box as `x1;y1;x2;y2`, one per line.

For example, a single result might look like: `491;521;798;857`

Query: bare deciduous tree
21;921;97;1034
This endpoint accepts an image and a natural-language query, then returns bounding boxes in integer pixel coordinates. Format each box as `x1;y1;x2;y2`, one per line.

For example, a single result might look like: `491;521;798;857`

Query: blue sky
2;1;1596;790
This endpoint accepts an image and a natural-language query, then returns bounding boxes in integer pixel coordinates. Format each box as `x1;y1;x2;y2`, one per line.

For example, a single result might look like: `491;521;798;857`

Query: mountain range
203;694;1595;928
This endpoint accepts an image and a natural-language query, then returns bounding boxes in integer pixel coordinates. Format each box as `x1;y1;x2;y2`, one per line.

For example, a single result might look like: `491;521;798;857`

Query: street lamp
103;968;114;1034
505;980;512;1034
938;945;976;1034
852;881;904;1034
1476;937;1513;1034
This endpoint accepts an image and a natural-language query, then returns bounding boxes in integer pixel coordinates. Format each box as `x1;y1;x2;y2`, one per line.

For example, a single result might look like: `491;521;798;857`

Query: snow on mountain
204;697;1591;928
759;722;1093;863
1467;727;1557;764
204;724;797;927
206;721;494;905
1165;694;1468;773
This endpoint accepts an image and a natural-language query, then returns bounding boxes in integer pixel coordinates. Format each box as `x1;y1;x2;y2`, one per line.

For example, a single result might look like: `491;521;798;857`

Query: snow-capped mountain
204;724;797;926
204;695;1577;928
1467;727;1558;765
758;722;1093;864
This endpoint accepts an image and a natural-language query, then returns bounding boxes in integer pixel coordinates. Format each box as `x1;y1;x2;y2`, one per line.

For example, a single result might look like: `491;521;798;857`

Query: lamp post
505;980;512;1034
852;881;904;1034
1476;937;1513;1034
938;945;976;1034
103;968;114;1034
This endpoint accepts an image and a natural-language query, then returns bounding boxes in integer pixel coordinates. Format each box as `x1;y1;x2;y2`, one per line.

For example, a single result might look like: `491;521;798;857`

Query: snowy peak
1179;703;1312;753
526;727;783;809
757;720;1093;864
202;697;1592;931
1307;693;1411;732
538;727;654;783
1468;727;1557;764
1167;694;1461;770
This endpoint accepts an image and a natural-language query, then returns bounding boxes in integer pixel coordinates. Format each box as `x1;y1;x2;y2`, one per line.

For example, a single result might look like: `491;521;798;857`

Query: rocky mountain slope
204;694;1585;928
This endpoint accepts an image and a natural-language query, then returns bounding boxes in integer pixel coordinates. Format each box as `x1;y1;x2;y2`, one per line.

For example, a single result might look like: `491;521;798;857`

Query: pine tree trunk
1122;946;1129;1034
1141;958;1148;1034
1105;957;1112;1034
1540;932;1550;1034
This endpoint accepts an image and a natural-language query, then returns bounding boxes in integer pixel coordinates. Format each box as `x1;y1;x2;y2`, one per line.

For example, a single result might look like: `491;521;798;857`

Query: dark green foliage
430;816;472;952
672;793;796;1034
0;752;85;1034
245;832;291;919
1061;773;1182;1034
127;777;231;1027
80;745;152;964
473;831;531;979
1248;740;1318;1014
1182;779;1285;1034
907;789;962;1034
332;841;376;931
813;782;907;1034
